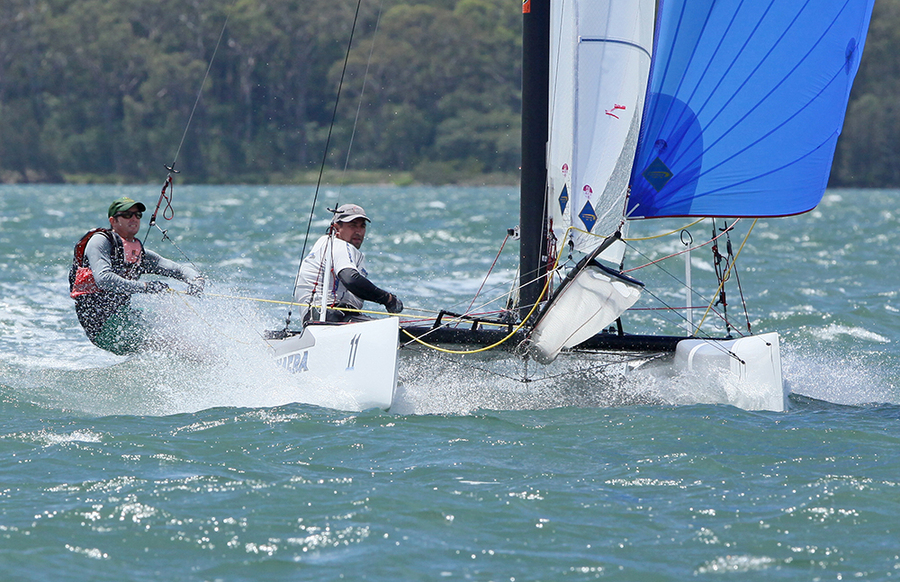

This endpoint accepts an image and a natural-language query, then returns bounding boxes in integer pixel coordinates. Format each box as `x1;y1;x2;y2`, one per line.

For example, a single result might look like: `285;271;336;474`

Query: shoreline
3;169;521;188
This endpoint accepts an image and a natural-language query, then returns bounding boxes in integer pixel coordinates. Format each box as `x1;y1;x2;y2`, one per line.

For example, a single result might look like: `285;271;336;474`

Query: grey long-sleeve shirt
83;232;199;293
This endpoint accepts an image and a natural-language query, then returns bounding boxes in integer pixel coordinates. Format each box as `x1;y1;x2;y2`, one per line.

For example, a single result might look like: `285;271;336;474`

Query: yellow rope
562;218;704;243
398;274;549;355
168;289;256;345
195;292;405;317
177;288;536;355
397;231;578;355
404;224;646;357
188;258;540;355
177;217;730;355
624;217;705;241
199;292;301;306
693;219;758;333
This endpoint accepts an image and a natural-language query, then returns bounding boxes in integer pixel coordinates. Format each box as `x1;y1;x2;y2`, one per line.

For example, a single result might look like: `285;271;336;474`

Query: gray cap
331;203;370;223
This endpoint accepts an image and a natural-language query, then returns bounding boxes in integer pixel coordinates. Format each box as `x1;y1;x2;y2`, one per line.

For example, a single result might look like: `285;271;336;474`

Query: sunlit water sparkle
2;185;899;580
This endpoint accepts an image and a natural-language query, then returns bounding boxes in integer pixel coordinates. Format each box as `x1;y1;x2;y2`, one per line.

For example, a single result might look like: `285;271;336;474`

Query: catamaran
268;0;876;413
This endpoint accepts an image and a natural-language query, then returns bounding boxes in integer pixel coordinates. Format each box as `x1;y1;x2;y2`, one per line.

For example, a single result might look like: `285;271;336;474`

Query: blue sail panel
626;0;875;219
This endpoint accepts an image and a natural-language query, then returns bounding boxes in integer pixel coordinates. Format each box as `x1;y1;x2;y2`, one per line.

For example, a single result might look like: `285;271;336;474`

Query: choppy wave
3;185;900;581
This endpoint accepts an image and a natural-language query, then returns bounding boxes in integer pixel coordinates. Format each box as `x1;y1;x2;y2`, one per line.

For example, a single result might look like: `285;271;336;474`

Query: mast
519;0;550;321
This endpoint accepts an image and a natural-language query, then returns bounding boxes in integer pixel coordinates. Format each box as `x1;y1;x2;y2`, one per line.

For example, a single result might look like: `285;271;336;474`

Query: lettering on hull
280;350;309;373
347;334;361;370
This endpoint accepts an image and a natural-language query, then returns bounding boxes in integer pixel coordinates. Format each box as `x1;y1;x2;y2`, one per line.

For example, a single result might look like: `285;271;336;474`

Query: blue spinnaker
626;0;875;219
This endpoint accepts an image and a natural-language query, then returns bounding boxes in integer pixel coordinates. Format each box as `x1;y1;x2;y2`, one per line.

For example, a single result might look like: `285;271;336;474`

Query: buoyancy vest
69;228;145;298
70;229;148;340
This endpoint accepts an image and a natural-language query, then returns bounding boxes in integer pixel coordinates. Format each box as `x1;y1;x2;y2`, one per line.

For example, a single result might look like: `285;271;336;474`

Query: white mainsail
547;0;655;263
529;0;654;363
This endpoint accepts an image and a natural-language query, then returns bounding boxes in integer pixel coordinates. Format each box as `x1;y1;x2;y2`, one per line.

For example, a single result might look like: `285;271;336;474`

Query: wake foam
9;290;381;416
13;287;897;415
780;343;898;406
392;349;661;415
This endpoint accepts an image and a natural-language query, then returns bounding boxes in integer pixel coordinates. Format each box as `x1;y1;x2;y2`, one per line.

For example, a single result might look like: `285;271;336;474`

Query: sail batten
578;37;653;58
627;0;876;219
658;4;853;183
527;0;872;366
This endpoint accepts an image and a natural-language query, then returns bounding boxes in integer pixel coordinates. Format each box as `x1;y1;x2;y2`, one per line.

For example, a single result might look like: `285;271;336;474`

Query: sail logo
605;104;626;119
579;201;597;232
558;184;569;213
642;157;673;192
522;0;530;14
583;184;593;199
561;163;569;177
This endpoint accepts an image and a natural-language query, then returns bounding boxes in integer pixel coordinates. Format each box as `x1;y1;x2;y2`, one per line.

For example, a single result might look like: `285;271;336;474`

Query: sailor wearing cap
69;196;205;354
294;203;403;323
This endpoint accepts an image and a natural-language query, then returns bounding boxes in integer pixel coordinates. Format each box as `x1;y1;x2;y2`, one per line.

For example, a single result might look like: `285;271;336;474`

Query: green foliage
830;0;900;187
0;0;524;184
1;0;898;186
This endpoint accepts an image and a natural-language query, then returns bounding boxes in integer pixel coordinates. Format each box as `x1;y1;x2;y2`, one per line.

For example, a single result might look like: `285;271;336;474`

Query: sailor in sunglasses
69;196;205;355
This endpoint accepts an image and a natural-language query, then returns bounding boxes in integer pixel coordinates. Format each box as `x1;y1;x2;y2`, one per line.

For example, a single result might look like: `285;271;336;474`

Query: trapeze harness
69;228;146;340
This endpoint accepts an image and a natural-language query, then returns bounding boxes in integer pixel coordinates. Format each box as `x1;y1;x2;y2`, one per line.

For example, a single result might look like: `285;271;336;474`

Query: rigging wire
169;3;236;174
285;0;368;330
693;219;758;332
617;217;762;364
337;0;385;198
134;0;278;352
464;233;511;316
618;220;741;337
711;219;733;335
622;219;739;273
143;0;239;251
615;223;754;350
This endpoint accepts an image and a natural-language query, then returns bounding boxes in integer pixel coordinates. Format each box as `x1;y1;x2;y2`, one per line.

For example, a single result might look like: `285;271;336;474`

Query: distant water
2;184;899;580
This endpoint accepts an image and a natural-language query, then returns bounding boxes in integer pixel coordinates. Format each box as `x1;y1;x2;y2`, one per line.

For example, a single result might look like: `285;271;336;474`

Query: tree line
0;0;896;186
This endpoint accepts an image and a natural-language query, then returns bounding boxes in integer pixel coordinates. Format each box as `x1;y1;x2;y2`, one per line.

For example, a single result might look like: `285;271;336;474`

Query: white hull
269;318;399;411
640;332;786;412
266;318;783;412
395;326;786;412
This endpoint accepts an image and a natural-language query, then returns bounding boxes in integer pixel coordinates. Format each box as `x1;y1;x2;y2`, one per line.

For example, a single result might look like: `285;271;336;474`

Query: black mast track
519;0;550;323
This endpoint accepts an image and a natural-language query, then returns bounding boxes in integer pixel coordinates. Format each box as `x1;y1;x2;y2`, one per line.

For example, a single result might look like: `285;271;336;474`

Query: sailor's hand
385;293;403;314
187;276;205;296
144;280;170;294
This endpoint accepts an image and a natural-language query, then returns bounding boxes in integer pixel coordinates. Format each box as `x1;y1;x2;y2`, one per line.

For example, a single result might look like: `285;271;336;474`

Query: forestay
627;0;876;219
547;0;656;262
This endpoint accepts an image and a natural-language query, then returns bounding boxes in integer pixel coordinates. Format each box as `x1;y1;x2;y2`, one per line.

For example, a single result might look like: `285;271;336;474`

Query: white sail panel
547;0;575;249
526;262;643;364
548;0;655;260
